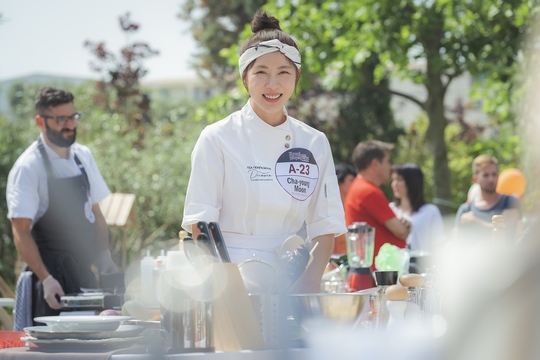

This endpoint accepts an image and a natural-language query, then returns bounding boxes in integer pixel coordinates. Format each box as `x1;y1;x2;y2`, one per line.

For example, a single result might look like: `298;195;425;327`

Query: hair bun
251;10;281;33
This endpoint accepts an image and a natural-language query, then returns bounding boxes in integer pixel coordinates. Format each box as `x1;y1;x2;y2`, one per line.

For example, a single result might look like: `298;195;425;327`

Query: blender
346;222;376;291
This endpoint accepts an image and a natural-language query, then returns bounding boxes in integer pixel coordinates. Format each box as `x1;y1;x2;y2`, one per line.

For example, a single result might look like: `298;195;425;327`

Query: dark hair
35;87;74;114
352;140;394;171
392;163;426;213
335;163;357;183
240;10;300;84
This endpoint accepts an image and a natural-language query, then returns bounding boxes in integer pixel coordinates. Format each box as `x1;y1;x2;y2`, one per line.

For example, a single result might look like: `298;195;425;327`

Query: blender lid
347;222;373;233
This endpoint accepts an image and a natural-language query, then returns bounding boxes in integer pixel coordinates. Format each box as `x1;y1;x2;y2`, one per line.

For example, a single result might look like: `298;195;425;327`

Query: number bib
275;148;319;201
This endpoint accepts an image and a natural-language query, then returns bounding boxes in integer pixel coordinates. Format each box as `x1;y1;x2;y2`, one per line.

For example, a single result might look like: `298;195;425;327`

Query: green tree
265;0;533;212
179;0;267;87
85;12;159;147
0;117;36;286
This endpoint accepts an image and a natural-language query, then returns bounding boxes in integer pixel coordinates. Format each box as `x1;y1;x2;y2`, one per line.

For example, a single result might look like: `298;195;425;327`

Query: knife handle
208;221;231;263
197;221;212;238
197;232;219;258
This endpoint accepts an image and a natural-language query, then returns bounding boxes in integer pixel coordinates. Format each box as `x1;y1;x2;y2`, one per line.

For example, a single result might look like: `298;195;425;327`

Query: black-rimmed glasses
41;112;81;126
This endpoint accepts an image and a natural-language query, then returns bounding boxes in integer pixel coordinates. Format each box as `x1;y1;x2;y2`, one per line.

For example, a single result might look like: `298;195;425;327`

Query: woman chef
182;10;346;293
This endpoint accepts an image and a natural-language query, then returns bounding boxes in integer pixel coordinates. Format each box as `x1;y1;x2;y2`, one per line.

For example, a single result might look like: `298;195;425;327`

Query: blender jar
346;222;375;268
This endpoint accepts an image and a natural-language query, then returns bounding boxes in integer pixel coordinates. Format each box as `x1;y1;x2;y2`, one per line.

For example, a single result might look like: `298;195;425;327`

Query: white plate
24;324;145;340
34;315;132;332
21;335;144;352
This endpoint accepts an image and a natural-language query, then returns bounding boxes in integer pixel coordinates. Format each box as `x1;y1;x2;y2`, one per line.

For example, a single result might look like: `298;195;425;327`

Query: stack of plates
22;316;145;351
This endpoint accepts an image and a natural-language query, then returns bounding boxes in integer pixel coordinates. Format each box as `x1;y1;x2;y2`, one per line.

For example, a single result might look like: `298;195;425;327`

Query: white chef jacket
7;134;110;224
182;100;346;264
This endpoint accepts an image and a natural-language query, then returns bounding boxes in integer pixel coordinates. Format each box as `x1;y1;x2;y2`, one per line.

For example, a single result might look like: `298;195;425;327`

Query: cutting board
211;263;266;351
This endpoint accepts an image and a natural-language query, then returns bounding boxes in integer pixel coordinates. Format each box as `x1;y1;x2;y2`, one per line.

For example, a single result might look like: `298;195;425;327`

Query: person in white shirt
7;87;116;321
389;163;444;252
182;10;346;293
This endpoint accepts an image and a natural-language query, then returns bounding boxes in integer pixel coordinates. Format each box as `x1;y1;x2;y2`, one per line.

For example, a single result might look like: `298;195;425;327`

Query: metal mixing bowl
288;290;374;330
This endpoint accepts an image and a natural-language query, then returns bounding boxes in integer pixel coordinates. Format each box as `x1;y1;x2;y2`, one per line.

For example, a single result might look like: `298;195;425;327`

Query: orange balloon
496;168;526;197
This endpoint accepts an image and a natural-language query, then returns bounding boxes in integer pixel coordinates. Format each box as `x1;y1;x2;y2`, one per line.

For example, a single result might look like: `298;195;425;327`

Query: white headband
238;39;301;76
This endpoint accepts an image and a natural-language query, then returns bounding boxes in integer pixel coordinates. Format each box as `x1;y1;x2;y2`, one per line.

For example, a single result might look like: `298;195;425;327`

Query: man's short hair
352;140;394;171
35;87;74;114
472;154;498;175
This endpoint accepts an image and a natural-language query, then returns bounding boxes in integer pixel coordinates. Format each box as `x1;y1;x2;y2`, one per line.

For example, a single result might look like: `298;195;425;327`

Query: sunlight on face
245;51;298;125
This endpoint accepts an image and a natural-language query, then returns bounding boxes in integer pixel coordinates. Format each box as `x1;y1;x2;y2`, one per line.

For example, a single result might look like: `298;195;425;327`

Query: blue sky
0;0;197;81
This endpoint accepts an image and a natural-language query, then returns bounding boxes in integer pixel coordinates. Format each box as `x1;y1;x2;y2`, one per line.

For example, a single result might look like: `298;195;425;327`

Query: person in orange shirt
344;140;411;270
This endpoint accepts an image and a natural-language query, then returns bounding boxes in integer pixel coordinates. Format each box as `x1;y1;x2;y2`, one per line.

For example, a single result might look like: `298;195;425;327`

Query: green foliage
263;0;535;203
179;0;268;87
0;117;36;285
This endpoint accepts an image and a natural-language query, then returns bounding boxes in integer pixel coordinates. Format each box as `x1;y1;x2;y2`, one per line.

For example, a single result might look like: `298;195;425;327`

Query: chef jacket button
285;135;291;141
285;143;290;148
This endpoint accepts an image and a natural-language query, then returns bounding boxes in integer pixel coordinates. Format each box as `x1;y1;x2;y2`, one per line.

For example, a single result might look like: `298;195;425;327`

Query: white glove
96;250;118;274
42;275;64;310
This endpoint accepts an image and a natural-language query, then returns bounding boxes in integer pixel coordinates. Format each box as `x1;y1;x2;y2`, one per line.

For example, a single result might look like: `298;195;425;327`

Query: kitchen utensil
249;294;290;349
197;233;218;258
346;222;376;291
212;263;266;351
276;240;312;293
279;235;304;255
33;316;132;332
288;291;372;331
399;273;425;327
197;221;220;258
238;255;277;295
23;324;145;340
371;270;398;330
208;221;231;262
374;270;398;286
21;335;144;352
159;264;214;353
385;285;408;333
399;273;425;305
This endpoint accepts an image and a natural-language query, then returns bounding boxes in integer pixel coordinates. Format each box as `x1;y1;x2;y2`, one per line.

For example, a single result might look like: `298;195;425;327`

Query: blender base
347;267;376;291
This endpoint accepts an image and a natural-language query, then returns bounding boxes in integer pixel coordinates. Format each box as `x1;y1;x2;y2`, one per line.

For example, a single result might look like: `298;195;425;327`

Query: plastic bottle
166;231;190;270
151;250;166;307
140;250;155;305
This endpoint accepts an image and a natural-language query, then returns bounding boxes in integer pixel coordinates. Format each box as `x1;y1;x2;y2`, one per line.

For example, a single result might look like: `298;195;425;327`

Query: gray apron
27;138;99;322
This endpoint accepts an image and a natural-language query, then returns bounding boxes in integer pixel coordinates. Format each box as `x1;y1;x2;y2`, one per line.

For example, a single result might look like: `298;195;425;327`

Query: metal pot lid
238;255;277;295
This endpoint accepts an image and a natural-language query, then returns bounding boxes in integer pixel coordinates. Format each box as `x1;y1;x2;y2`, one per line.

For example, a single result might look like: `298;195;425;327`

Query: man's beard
45;122;76;148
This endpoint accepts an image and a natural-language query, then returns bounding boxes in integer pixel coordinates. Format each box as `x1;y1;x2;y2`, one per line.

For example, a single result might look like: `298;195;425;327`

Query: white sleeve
305;136;347;239
7;162;40;220
182;126;223;233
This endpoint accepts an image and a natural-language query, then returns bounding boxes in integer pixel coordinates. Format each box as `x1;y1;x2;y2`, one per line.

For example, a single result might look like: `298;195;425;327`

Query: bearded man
7;87;117;323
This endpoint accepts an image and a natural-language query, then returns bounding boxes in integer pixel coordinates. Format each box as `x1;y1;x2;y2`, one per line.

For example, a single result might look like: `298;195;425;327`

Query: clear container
345;222;375;268
321;265;349;293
